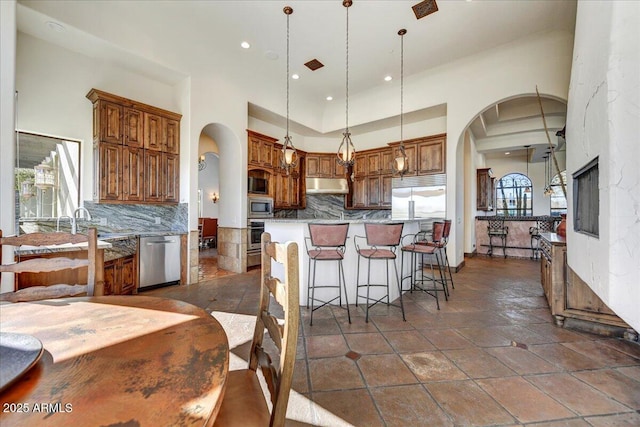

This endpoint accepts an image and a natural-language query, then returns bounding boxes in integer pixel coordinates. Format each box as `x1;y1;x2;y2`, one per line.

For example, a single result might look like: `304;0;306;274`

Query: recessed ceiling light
384;76;392;82
46;21;65;32
326;96;333;101
291;74;299;80
240;41;251;49
505;152;511;155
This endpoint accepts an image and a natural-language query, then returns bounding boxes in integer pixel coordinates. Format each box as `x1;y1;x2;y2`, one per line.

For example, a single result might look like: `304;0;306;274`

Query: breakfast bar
264;219;422;307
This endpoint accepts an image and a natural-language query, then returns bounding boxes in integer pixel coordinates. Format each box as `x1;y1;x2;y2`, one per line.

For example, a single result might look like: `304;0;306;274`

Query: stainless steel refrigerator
391;175;446;225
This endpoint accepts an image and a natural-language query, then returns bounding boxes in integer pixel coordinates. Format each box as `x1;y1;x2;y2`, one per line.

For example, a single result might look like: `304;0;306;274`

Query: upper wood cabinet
87;89;182;204
477;168;494;211
417;135;446;175
248;130;278;168
306;153;335;178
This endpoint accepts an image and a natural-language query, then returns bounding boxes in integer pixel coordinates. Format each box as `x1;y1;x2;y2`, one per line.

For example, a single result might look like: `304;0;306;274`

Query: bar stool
487;218;508;258
305;223;351;326
421;219;454;292
401;221;447;309
529;218;555;259
354;223;405;323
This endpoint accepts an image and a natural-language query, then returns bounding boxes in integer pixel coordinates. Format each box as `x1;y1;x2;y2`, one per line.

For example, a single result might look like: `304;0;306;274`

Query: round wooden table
0;296;229;426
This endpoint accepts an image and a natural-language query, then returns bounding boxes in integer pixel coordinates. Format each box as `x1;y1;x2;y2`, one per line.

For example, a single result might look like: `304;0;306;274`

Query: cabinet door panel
120;256;137;295
103;260;117;296
99;143;122;201
101;101;122;145
367;176;381;206
164;118;180;154
380;150;395;175
144;150;163;202
144;112;164;151
381;175;393;206
367;152;381;175
306;155;320;177
352;177;367;207
163;153;180;203
124;108;144;148
417;139;445;174
122;146;144;202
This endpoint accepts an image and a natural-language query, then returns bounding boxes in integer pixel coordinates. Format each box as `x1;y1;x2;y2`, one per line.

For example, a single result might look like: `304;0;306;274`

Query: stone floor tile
525;373;630;416
529;343;607;371
476;376;575;423
402;351;468;382
561;340;640;367
382;329;436;353
486;346;563;375
357;353;419;387
371;384;454;426
584;411;640;426
311;389;384;427
308;357;365;391
426;380;516;426
443;347;516;378
344;332;394;355
419;328;474;350
305;334;349;359
573;369;640;409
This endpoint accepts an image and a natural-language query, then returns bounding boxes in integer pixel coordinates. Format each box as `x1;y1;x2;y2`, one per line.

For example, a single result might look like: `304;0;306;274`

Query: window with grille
495;173;532;216
550;171;568;217
573;158;599;237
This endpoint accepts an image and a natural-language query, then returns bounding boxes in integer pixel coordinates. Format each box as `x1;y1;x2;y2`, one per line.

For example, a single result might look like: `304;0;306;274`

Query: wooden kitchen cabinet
87;89;182;204
352;176;367;208
104;255;137;296
381;175;393;206
388;141;417;176
367;176;381;206
248;130;277;168
379;149;395;175
306;153;335;178
366;152;381;175
477;168;494;211
417;136;445;174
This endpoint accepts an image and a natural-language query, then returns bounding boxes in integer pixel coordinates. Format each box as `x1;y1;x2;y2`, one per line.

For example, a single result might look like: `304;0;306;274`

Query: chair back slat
431;221;445;243
0;228;102;301
0;257;89;274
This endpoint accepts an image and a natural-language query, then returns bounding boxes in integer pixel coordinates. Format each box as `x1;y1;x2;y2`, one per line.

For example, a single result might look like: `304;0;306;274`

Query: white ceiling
16;0;575;154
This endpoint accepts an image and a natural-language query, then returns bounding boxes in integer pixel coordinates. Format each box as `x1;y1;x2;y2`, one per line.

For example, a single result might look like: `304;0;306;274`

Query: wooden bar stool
304;223;351;326
401;221;447;309
354;223;405;323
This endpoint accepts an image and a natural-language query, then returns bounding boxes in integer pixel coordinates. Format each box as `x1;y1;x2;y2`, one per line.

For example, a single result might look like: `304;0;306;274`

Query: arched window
495;173;532;216
549;170;567;217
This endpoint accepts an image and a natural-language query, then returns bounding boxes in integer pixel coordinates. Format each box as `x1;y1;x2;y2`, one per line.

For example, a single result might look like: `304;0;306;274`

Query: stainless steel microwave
248;196;274;218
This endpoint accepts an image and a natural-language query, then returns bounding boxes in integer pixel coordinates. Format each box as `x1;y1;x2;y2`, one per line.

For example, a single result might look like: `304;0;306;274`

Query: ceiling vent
412;0;438;20
304;59;324;71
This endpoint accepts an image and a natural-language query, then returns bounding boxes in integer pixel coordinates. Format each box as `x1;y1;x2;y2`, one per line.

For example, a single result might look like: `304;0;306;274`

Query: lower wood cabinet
104;255;137;296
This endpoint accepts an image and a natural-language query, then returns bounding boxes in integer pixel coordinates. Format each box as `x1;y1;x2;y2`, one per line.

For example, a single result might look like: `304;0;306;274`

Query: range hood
305;177;349;194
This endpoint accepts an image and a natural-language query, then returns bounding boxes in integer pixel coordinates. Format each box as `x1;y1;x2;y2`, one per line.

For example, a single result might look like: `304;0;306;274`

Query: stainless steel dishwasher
139;235;181;289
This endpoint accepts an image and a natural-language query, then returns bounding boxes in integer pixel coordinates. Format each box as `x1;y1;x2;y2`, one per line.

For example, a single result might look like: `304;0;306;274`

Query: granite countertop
264;218;424;224
476;215;561;221
539;232;566;245
97;231;187;241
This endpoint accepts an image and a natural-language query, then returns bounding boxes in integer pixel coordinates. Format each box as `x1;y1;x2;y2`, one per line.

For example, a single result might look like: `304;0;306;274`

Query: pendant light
337;0;356;167
281;6;298;174
393;29;409;178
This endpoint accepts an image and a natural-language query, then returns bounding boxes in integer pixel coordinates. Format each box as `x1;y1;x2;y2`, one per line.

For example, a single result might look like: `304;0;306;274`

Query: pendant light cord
400;31;404;149
345;3;349;134
286;9;290;137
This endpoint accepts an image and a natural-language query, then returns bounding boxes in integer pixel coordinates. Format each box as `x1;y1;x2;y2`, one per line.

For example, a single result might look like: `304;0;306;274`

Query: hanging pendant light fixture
281;6;298;174
393;29;409;178
337;0;356;167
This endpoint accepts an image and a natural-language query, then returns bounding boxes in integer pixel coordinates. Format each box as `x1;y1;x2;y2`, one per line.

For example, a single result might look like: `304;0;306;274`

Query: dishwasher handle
145;240;176;245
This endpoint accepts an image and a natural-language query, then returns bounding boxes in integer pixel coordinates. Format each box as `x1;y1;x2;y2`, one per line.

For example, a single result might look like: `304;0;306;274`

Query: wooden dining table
0;295;229;426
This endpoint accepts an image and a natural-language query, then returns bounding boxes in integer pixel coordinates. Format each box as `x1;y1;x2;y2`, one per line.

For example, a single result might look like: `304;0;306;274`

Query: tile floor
147;256;640;426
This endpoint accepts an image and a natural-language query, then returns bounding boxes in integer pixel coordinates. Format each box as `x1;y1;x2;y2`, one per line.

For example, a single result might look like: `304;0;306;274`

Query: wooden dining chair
214;232;299;427
0;227;103;302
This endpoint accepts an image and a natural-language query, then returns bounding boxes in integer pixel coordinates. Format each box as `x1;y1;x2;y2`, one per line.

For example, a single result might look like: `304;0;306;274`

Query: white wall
198;152;220;219
565;0;640;331
0;0;17;293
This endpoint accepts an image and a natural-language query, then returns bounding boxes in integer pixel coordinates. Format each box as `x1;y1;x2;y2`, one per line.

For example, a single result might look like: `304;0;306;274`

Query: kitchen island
264;219;423;307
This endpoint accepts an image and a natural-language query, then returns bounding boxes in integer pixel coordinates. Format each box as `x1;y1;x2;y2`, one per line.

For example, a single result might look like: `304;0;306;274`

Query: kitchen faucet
72;207;92;234
56;215;72;232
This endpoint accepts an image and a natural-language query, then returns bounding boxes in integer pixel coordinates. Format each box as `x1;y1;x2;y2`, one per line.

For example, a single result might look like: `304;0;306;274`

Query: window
495;173;532;216
573;158;599;237
549;170;568;217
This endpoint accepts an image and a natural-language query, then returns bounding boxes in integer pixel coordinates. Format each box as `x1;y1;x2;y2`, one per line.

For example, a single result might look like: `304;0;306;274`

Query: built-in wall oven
247;219;265;267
